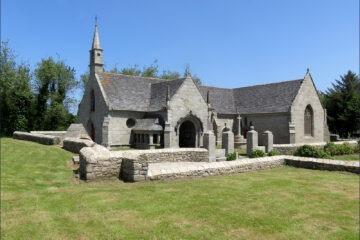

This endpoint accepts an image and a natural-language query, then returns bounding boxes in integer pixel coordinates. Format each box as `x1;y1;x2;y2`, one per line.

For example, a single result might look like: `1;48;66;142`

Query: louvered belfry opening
304;105;313;136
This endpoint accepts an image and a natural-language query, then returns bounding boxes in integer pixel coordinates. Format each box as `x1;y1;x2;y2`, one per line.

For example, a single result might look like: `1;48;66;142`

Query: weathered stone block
222;130;234;156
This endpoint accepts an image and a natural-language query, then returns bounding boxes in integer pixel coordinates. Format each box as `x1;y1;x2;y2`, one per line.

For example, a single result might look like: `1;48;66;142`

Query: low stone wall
273;141;358;155
13;131;61;145
285;157;359;174
79;144;118;180
63;137;95;153
146;155;359;181
147;157;285;181
79;147;209;181
30;131;66;138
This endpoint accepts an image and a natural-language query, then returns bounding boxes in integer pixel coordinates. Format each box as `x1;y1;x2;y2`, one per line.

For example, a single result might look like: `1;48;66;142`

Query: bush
268;149;280;156
337;143;355;155
324;142;338;156
226;152;237;161
324;142;355;156
250;149;266;158
294;145;330;159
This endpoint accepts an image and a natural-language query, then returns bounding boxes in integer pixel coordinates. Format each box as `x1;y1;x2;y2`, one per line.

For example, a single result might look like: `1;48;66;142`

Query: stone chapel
78;23;330;149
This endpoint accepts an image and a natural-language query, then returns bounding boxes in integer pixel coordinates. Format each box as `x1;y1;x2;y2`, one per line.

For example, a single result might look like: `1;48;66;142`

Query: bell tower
89;17;104;75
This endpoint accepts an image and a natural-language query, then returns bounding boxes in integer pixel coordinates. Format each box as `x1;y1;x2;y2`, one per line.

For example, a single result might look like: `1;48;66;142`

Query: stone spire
89;17;104;75
92;17;102;50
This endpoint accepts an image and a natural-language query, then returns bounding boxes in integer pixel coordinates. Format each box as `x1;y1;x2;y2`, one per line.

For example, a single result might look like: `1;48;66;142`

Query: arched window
90;89;95;112
304;105;313;136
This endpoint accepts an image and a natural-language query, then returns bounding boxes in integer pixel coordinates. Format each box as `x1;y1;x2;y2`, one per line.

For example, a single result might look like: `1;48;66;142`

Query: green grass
330;154;360;161
1;138;359;240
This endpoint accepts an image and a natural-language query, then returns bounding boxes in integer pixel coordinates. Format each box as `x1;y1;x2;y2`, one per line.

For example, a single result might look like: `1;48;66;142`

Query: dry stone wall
13;131;61;145
63;137;95;153
79;147;209;181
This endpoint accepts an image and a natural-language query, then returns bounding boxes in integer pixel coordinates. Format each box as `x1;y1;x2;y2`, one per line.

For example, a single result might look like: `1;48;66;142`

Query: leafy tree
141;61;159;78
0;42;34;135
322;71;360;137
33;57;77;130
160;70;181;80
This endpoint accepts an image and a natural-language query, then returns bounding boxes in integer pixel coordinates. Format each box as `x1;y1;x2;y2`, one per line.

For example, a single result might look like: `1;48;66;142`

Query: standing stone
222;130;234;156
164;122;171;148
262;130;273;153
203;131;216;162
234;114;246;148
246;126;258;156
289;122;296;144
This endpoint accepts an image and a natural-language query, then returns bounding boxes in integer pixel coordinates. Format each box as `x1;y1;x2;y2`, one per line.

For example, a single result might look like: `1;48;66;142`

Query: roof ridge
233;79;304;90
102;72;166;81
201;78;304;91
151;78;186;85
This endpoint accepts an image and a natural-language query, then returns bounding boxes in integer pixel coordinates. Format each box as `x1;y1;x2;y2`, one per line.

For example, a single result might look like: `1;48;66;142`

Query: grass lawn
1;138;359;239
331;154;360;161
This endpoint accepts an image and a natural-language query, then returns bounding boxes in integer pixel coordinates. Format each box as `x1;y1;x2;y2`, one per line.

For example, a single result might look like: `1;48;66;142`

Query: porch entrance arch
179;120;196;147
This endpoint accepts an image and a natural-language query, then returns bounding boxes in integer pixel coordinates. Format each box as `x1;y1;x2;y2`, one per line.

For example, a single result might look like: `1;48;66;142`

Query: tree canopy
0;42;78;135
322;71;360;137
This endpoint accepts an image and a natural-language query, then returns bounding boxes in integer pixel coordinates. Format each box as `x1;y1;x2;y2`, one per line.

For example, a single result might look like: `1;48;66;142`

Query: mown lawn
1;138;359;239
331;154;360;161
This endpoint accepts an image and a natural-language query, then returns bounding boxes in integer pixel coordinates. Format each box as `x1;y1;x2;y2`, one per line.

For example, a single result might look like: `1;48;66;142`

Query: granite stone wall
168;78;209;147
241;113;290;144
285;156;359;174
13;131;61;145
63;137;95;153
290;74;327;143
79;147;209;181
148;158;285;181
78;73;109;145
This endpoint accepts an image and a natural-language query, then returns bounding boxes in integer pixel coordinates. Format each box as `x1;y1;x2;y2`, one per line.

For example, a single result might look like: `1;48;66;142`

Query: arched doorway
179;120;196;147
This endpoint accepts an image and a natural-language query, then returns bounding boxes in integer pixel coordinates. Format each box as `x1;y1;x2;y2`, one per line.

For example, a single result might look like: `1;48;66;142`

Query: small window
126;118;136;128
97;53;101;56
90;89;95;112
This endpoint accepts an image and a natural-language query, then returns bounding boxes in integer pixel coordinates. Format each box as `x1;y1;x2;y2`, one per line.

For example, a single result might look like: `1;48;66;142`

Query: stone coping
13;131;61;145
274;140;358;148
146;155;359;180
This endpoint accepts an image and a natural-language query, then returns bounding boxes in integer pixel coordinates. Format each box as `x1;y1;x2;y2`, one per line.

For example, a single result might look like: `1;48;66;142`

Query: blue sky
3;0;359;93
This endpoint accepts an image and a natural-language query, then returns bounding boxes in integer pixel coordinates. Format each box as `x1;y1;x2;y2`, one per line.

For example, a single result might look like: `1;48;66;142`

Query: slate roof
198;86;236;114
99;73;186;111
199;80;303;114
232;80;303;114
132;118;163;131
98;72;303;115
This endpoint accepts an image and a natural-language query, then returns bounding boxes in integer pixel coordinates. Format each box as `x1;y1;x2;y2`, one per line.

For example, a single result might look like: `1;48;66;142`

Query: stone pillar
149;134;155;149
203;131;216;162
246;126;258;156
164;122;171;148
289;122;296;144
262;130;273;153
101;117;110;147
222;130;234;155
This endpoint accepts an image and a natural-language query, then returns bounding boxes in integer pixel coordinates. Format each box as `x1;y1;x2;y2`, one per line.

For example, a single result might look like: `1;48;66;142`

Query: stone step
72;156;80;165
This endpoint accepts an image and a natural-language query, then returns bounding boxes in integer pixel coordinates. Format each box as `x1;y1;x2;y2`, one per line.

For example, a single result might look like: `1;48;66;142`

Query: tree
160;70;181;80
33;57;77;130
322;71;360;137
0;42;34;135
